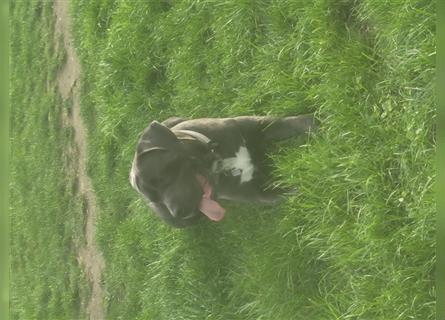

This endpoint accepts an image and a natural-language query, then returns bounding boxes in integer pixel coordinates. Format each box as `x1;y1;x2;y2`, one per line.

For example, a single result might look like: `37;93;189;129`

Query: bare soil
53;1;106;319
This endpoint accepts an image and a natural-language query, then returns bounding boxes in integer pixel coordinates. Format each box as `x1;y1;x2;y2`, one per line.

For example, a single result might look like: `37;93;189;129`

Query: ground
54;1;105;319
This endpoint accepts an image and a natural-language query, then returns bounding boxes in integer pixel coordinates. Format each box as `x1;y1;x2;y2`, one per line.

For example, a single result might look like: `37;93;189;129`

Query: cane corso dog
129;114;317;228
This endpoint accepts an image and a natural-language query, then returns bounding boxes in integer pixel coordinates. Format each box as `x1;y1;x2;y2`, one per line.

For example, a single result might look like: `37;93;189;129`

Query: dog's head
130;121;225;227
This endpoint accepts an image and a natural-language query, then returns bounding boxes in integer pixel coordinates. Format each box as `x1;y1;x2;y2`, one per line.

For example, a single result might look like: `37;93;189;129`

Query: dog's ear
142;121;183;152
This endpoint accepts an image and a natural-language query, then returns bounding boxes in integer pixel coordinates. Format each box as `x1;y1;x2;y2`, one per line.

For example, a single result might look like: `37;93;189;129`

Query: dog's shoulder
171;118;245;156
170;117;236;130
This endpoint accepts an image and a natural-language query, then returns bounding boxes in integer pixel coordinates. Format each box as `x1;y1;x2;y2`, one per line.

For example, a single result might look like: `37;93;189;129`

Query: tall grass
71;0;435;319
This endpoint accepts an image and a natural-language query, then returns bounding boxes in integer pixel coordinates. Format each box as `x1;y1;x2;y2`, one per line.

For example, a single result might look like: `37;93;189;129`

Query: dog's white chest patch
221;146;255;183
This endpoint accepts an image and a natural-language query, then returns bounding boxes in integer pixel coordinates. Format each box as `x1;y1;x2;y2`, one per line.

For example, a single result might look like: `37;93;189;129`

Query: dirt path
53;1;106;319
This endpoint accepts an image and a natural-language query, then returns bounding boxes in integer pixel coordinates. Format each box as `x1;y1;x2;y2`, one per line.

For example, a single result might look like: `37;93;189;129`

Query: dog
129;114;317;228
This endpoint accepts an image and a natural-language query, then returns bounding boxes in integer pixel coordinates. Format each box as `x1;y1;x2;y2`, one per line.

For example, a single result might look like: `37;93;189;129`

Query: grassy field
10;2;90;319
11;0;435;319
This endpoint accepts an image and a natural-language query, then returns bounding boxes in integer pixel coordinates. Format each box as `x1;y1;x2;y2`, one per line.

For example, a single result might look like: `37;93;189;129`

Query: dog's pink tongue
196;175;225;221
199;198;225;221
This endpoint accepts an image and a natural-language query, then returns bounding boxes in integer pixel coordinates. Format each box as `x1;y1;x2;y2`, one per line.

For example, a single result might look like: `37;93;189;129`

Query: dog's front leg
218;184;285;205
261;114;318;141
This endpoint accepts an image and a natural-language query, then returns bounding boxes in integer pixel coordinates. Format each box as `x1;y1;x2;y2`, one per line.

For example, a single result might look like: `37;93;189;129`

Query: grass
10;1;90;319
12;0;435;319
